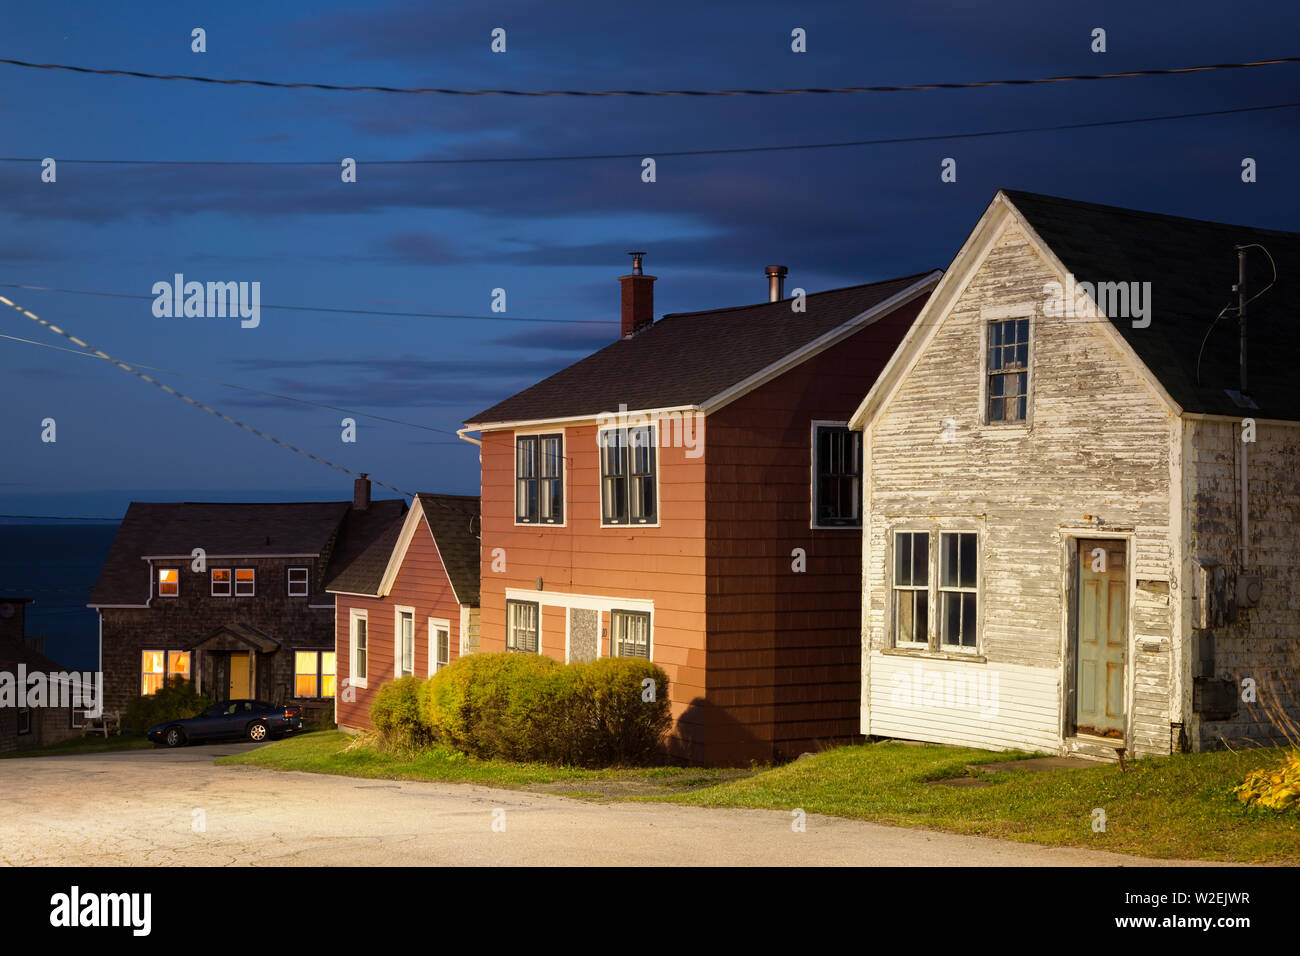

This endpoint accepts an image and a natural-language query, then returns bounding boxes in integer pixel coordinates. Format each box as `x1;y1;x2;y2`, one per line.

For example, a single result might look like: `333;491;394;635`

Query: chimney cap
765;265;789;276
628;251;647;275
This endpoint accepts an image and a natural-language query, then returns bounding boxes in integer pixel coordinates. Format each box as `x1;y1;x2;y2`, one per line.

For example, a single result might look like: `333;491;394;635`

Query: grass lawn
0;732;154;758
219;732;1299;862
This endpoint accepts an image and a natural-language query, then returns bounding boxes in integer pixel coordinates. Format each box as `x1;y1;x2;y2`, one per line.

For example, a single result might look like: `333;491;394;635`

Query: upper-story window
986;318;1030;424
516;433;564;524
812;423;862;528
211;568;231;596
600;426;657;525
235;568;255;597
157;568;179;597
287;567;309;596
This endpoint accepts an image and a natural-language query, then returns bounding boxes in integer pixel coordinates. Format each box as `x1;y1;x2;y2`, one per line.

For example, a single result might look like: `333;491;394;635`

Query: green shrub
423;653;671;767
369;676;430;755
124;676;210;732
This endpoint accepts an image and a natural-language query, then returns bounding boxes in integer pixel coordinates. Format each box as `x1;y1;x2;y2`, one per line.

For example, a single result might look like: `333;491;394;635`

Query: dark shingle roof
419;494;480;607
1004;190;1300;421
88;501;387;607
466;271;937;425
320;499;408;594
323;494;479;607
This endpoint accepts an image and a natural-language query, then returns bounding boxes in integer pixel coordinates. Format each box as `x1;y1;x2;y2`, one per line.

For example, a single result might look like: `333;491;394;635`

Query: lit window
295;651;319;697
235;568;255;596
211;568;231;596
157;568;179;597
141;650;166;695
321;652;336;697
168;651;191;679
288;567;309;596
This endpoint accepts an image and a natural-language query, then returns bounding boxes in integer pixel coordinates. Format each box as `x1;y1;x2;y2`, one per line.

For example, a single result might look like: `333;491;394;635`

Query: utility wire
4;100;1299;167
0;331;464;440
0;514;120;521
0;283;615;326
1;54;1297;96
0;294;415;497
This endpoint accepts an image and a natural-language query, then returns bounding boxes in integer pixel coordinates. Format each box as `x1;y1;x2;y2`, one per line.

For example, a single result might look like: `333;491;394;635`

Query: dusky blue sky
2;0;1298;518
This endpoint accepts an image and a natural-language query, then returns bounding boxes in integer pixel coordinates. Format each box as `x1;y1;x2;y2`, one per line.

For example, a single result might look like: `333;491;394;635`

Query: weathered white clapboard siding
866;652;1060;753
862;213;1176;758
1182;416;1300;749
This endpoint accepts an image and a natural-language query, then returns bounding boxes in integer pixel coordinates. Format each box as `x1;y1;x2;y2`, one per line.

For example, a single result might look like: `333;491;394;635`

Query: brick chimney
353;474;371;511
619;251;656;339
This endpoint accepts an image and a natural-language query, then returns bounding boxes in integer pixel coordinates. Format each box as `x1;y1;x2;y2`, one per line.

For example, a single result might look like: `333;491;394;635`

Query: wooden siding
864;218;1176;758
703;299;925;763
477;421;709;752
1183;416;1300;750
335;519;466;733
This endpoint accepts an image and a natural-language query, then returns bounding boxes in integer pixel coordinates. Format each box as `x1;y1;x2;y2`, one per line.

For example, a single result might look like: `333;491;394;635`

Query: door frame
1059;529;1135;747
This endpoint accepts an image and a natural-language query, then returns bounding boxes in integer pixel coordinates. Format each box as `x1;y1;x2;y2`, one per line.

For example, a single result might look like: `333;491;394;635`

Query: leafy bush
423;653;671;766
124;677;210;732
1233;749;1300;810
369;676;430;755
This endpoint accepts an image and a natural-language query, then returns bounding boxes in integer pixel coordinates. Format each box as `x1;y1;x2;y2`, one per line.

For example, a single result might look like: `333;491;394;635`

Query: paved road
0;745;1209;866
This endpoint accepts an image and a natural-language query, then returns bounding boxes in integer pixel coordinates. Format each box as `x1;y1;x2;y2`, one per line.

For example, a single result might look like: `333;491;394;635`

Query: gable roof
465;271;940;427
1002;189;1300;421
324;493;480;607
88;500;403;607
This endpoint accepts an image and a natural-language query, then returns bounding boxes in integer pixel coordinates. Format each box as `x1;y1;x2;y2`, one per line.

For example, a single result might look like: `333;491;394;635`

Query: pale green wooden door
1075;539;1127;739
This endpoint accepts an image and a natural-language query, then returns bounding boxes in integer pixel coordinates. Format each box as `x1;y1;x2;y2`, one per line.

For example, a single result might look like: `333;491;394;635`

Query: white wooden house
850;190;1300;760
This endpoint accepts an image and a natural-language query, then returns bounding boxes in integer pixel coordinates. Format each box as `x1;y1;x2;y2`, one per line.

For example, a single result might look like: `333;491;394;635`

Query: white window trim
394;606;416;677
596;423;662;528
234;568;256;597
887;524;984;654
157;568;179;598
513;427;568;528
348;608;369;690
809;419;863;530
287;567;309;597
210;568;231;597
610;608;654;661
506;598;542;654
428;616;452;676
978;306;1036;429
937;530;980;650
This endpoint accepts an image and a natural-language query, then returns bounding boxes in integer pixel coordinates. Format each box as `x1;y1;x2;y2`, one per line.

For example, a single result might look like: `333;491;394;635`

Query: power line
0;514;120;522
0;332;465;440
1;54;1297;96
0;293;416;498
0;283;615;326
3;100;1299;168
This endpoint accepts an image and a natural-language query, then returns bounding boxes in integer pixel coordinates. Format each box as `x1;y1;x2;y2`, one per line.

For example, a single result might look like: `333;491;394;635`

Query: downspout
1241;437;1249;571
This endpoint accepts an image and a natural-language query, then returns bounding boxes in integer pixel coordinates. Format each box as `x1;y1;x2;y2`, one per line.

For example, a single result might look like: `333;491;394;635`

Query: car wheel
164;726;186;748
247;721;269;742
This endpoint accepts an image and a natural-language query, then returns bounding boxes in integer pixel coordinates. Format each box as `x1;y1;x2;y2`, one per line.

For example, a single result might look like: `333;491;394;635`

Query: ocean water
0;523;120;671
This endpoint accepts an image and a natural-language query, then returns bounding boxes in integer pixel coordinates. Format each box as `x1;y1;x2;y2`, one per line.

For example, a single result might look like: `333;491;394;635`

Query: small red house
462;257;940;764
326;493;480;733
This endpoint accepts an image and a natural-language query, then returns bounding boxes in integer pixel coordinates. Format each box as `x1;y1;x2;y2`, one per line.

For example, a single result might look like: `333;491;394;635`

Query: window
141;650;191;695
892;533;929;645
612;610;651;659
17;708;30;735
70;698;84;729
350;611;368;687
157;568;178;597
600;426;657;525
321;652;336;697
287;567;309;596
429;618;451;676
235;568;255;596
294;651;334;698
506;600;540;653
939;532;979;647
211;568;231;596
396;609;415;677
986;318;1030;423
813;424;862;527
516;433;564;523
891;530;981;651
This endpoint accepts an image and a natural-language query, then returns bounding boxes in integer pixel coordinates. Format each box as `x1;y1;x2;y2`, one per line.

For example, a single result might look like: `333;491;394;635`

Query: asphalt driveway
0;744;1211;866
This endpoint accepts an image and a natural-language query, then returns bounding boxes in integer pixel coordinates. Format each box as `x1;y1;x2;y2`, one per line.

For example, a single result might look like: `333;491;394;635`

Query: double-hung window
813;424;862;527
612;610;651;659
506;600;539;653
287;567;309;596
141;650;191;695
600;426;657;525
891;530;980;650
157;568;179;597
516;433;564;523
986;318;1030;424
350;611;368;687
235;568;256;596
397;609;415;677
211;568;231;596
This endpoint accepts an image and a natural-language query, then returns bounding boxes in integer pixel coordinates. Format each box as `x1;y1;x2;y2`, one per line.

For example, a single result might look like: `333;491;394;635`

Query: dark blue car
149;699;303;747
